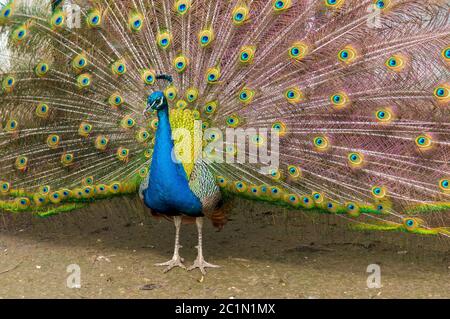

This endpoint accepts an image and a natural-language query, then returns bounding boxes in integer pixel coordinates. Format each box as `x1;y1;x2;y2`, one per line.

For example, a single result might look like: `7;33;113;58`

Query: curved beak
143;99;158;116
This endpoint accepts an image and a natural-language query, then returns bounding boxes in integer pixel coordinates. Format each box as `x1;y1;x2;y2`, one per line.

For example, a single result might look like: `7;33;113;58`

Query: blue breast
143;107;203;217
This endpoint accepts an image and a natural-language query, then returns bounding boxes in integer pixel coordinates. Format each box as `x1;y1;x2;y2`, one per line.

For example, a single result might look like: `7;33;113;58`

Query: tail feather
0;0;448;236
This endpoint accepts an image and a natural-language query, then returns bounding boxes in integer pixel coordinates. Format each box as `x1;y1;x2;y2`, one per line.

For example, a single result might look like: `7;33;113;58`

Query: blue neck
143;107;202;216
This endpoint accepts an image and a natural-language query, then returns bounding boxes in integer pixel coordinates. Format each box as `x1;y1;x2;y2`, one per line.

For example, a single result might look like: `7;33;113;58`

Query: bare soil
0;197;449;298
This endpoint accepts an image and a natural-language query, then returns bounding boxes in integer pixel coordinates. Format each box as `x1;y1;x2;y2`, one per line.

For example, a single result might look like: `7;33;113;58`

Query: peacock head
145;91;167;114
144;74;173;116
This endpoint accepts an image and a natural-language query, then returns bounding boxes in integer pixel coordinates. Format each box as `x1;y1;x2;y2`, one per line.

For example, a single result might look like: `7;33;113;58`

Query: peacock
0;0;449;275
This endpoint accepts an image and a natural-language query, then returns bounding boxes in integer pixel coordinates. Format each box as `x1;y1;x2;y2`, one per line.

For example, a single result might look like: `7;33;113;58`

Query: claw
155;256;186;273
188;250;220;275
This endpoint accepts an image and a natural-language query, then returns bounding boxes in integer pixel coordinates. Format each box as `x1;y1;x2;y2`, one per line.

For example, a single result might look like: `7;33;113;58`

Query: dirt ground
0;196;449;299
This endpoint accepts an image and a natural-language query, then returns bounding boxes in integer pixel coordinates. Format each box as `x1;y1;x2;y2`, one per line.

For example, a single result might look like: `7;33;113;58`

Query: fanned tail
0;0;449;237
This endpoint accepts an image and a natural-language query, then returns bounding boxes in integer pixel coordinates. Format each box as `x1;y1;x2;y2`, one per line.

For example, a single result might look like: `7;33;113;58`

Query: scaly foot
155;256;186;273
188;247;220;275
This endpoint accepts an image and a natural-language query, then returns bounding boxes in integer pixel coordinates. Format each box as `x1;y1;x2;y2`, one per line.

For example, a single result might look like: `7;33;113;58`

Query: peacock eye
128;12;144;31
198;29;214;47
439;179;449;191
313;135;330;150
289;42;309;60
415;134;432;149
375;0;389;9
443;48;450;60
273;0;291;11
348;152;364;166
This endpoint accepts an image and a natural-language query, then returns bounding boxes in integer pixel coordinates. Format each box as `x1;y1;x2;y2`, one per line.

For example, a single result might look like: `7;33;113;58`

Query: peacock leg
188;217;220;275
155;216;186;272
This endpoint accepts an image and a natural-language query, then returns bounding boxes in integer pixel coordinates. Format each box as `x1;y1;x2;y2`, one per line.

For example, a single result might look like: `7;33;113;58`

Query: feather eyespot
373;0;391;10
338;46;358;64
1;3;14;19
175;100;187;110
375;108;393;123
287;165;301;179
273;0;291;12
86;9;102;28
82;176;94;186
442;47;450;62
325;0;345;9
108;92;124;108
77;73;92;89
0;181;10;194
313;136;330;151
111;60;127;76
216;176;227;187
330;92;350;109
15;155;28;171
61;153;74;166
234;181;247;193
35;62;50;77
302;196;314;208
50;10;65;29
312;192;324;204
109;182;121;194
117;147;129;161
141;69;156;85
232;5;249;25
136;129;150;143
269;169;282;181
79;122;93;137
164;86;178;101
5;119;18;132
239;46;256;64
47;134;60;148
371;186;386;199
285;87;303;104
174;0;191;15
95;135;109;151
121;116;136;129
415;134;433;150
36;103;50;118
39;185;51;195
199;29;214;47
251;134;265;147
157;31;172;49
238;88;255;104
138;167;149;178
16;197;30;209
202;101;218;116
226;115;240;128
348;152;364;168
403;218;421;232
346;202;360;217
433;84;450;103
128;11;144;31
186;88;199;102
289;42;309;61
2;75;15;93
72;53;89;71
272;121;287;136
439;178;449;192
11;23;30;43
206;67;221;83
385;54;407;72
269;186;283;199
285;194;300;206
173;55;189;73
